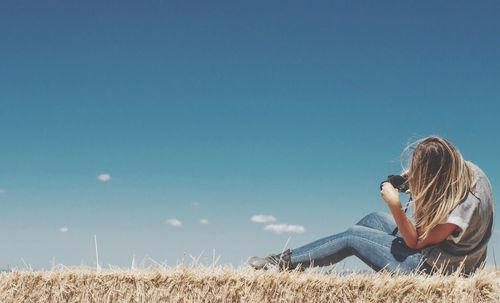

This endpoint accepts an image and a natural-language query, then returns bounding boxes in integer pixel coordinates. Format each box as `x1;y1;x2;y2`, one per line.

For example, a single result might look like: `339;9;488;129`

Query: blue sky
0;0;499;271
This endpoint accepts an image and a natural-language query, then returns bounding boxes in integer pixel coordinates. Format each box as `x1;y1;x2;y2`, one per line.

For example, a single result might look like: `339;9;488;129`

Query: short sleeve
442;195;480;244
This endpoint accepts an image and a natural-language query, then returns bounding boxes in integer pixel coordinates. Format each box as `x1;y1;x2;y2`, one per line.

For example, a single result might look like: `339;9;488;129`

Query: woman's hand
380;182;401;208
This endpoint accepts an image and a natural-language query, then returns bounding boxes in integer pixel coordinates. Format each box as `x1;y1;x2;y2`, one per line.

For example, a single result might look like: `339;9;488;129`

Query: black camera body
380;175;409;193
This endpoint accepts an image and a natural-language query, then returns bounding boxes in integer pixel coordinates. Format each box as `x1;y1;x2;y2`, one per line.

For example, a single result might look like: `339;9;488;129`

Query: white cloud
0;188;5;194
251;214;277;223
166;218;182;227
494;229;500;235
59;227;69;233
200;219;209;224
191;201;200;207
264;224;306;234
97;174;111;182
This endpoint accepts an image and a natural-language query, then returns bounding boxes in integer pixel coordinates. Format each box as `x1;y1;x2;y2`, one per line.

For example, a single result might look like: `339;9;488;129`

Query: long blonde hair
402;136;475;240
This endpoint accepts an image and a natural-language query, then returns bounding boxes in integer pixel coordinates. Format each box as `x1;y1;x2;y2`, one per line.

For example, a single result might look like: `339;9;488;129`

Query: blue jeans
290;211;433;274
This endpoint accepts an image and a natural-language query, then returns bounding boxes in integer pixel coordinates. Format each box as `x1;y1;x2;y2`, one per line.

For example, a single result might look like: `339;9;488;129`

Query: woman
248;136;495;275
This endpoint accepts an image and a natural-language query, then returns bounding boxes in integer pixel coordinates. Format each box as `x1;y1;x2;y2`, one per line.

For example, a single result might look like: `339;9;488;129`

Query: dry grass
0;263;498;303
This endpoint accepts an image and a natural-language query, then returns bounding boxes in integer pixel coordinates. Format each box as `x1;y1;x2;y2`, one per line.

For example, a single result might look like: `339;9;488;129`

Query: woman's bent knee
355;211;388;228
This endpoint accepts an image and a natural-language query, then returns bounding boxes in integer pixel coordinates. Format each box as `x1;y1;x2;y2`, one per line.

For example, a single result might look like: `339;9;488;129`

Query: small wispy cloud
97;174;111;182
251;214;277;223
264;224;306;234
0;188;5;194
200;219;209;224
191;201;200;207
494;229;500;235
166;218;182;227
59;227;69;233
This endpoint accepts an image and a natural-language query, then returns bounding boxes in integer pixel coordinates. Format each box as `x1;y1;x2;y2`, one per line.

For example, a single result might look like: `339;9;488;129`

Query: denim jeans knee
355;211;396;234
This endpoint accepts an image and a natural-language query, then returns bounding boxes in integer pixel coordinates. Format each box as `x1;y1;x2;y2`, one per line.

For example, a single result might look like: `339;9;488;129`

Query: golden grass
0;263;498;303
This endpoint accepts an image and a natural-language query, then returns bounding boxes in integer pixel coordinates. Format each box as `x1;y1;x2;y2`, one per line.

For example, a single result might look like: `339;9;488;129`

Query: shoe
247;248;294;271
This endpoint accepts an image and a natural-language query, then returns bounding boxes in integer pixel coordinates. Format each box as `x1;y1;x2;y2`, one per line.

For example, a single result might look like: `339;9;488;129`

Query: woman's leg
354;211;397;234
290;213;429;273
290;211;395;258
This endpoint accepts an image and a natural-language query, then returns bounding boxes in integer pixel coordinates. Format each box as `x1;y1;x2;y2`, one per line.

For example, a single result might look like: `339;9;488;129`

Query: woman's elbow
404;239;419;250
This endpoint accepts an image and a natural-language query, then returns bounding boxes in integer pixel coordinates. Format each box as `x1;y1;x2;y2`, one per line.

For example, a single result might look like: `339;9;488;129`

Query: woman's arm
381;182;458;250
387;202;458;250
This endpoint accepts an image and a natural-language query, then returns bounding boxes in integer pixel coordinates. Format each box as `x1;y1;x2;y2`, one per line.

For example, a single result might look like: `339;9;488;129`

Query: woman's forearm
388;204;418;248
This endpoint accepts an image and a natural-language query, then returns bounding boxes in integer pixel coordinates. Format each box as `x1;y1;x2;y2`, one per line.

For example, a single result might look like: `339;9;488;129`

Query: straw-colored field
0;264;498;302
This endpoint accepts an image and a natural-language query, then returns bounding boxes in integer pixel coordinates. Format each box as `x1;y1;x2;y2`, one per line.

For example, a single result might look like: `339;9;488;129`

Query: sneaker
247;248;294;271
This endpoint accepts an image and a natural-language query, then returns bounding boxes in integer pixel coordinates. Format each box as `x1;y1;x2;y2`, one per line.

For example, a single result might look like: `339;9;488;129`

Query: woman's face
407;146;429;195
408;140;452;196
401;169;411;193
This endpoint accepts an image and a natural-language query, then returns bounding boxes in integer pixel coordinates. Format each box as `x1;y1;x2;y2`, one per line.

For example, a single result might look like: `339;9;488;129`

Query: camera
380;175;409;193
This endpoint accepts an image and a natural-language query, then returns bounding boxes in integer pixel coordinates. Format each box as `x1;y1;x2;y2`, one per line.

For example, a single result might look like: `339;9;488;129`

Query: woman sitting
248;135;495;275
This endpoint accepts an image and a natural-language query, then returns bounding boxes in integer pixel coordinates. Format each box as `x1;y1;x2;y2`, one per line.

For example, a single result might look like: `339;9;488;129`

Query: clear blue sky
0;0;499;271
